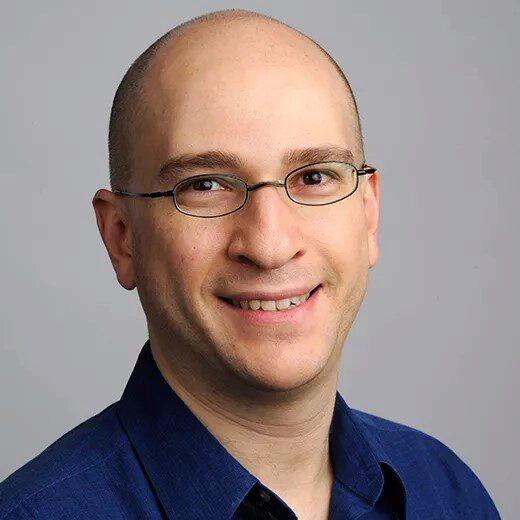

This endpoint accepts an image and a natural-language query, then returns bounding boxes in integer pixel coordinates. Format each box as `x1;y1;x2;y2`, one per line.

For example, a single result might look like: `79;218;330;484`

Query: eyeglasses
113;161;376;218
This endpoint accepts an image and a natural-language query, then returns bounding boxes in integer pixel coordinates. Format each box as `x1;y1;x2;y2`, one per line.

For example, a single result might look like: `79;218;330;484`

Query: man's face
120;21;379;392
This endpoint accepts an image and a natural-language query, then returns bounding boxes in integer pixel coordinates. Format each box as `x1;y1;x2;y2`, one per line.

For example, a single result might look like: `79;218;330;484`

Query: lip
218;284;320;302
216;285;322;325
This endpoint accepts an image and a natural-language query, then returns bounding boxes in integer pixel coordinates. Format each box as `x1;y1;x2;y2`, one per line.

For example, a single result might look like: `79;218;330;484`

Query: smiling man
0;8;501;520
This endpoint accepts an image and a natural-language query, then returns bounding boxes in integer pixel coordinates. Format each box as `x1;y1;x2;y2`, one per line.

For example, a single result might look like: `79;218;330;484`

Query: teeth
275;298;291;310
261;301;277;311
232;291;312;311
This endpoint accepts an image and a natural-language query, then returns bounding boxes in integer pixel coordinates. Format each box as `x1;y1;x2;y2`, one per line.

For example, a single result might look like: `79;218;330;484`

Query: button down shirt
0;340;500;519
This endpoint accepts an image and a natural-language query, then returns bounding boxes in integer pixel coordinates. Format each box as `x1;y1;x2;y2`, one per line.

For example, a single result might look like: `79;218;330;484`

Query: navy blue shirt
0;341;500;519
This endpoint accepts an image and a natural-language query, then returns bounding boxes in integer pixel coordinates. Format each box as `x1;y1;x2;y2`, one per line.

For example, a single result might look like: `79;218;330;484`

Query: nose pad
247;180;286;192
243;181;289;213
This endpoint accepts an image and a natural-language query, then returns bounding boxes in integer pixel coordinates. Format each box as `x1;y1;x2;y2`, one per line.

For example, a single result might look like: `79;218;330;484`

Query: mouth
218;284;321;308
217;284;322;325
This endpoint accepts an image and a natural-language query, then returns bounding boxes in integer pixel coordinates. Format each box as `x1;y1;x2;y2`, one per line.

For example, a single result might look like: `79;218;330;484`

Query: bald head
108;9;364;190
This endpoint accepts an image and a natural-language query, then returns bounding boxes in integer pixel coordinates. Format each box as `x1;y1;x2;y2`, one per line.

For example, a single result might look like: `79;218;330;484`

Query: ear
361;168;380;269
92;189;136;290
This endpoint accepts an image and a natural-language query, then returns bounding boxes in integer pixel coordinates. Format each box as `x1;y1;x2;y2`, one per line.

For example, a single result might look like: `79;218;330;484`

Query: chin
223;342;331;394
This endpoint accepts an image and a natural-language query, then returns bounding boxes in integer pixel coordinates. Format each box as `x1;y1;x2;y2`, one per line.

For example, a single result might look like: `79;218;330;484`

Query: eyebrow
283;145;354;167
157;150;245;182
156;145;355;182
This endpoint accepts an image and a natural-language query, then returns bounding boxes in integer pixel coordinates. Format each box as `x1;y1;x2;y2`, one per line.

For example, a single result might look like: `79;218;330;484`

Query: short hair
108;9;364;190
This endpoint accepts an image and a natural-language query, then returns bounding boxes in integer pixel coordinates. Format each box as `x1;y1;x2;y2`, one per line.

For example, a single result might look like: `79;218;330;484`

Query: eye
289;168;339;189
190;178;223;191
298;169;336;185
178;176;235;192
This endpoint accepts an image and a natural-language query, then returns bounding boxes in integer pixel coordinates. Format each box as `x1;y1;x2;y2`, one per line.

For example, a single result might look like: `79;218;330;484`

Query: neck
149;337;339;510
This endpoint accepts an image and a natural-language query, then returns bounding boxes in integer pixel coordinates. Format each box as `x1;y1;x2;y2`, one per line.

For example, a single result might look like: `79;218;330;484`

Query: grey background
1;0;517;517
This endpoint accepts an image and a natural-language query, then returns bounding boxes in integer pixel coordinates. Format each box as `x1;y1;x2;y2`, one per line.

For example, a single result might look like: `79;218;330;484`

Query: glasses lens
174;175;247;217
286;162;358;205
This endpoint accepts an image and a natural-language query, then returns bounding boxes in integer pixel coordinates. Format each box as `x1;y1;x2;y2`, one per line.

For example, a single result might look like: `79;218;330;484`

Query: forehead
137;19;357;179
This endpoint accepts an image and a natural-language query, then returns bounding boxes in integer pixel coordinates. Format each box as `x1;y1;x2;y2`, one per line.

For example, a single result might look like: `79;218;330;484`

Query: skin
93;15;379;520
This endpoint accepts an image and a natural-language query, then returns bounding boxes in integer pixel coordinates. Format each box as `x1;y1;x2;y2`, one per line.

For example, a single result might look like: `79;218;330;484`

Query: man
0;8;500;520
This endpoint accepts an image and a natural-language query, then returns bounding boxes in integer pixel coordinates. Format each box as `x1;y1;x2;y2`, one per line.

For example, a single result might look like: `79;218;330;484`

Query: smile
221;286;319;311
217;285;322;325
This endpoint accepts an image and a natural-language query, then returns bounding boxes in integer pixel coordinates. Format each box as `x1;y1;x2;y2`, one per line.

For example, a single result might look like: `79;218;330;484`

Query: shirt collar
117;340;405;519
329;390;384;502
329;390;408;516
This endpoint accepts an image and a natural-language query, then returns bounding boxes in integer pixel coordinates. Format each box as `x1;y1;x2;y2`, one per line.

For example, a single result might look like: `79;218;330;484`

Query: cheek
315;204;367;257
132;216;181;287
146;219;219;288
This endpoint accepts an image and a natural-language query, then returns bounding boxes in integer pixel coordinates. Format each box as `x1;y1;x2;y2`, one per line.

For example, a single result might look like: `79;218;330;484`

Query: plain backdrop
1;0;518;517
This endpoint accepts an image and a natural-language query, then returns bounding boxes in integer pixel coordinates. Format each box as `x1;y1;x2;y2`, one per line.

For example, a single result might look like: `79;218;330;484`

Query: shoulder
350;408;501;518
0;402;135;519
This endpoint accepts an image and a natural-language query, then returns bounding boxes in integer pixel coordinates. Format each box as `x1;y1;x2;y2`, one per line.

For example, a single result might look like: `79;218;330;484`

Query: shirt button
258;488;271;503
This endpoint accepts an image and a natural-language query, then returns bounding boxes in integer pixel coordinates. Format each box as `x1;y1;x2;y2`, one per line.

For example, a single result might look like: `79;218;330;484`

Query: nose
226;183;306;270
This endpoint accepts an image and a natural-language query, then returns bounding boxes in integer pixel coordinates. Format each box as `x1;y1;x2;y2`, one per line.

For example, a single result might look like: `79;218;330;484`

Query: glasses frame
113;161;377;218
